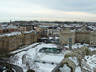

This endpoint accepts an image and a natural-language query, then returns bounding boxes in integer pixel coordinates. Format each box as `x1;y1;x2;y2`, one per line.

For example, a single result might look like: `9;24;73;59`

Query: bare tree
9;55;19;64
22;53;38;70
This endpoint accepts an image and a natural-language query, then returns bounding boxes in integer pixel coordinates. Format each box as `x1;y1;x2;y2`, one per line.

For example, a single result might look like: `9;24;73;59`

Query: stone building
35;27;44;36
36;26;58;37
0;31;40;51
59;29;76;45
90;31;96;45
76;31;90;43
59;26;96;46
20;25;34;31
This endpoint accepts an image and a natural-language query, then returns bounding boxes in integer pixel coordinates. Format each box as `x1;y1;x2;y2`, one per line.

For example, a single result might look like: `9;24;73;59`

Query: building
6;24;18;32
59;26;96;46
90;31;96;45
37;25;58;37
0;24;18;34
20;25;34;31
0;31;40;51
59;29;76;45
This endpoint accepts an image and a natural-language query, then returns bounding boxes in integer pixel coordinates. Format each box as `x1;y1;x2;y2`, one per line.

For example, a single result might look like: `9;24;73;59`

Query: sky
0;0;96;22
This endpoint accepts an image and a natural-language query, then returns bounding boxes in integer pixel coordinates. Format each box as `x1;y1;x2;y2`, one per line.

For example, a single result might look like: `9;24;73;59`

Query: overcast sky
0;0;96;22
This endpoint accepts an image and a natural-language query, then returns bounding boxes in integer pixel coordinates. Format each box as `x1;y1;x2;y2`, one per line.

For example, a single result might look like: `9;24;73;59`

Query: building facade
59;29;96;46
0;24;18;34
20;25;34;31
90;31;96;45
59;29;76;45
0;31;40;51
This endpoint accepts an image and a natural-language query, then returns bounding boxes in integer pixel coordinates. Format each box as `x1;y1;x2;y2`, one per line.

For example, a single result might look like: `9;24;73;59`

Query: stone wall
59;30;76;45
60;47;90;72
76;31;90;43
90;32;96;45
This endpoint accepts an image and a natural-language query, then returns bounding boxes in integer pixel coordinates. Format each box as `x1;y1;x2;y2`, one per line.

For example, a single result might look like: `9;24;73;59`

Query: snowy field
10;43;69;72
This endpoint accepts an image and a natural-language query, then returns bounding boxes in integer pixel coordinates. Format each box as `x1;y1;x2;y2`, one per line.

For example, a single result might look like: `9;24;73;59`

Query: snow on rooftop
40;37;48;39
39;25;51;28
6;24;18;29
64;24;81;28
55;37;59;39
88;26;96;31
70;30;75;32
49;37;53;39
49;37;59;40
22;30;36;34
0;32;21;37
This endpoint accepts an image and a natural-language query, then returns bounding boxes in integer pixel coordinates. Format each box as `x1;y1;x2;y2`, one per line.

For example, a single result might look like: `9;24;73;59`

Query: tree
9;55;19;64
22;54;38;70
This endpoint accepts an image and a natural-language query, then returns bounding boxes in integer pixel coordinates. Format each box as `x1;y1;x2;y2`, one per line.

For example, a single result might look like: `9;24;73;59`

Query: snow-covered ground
10;43;69;72
82;55;96;72
10;43;39;54
60;56;81;72
0;32;21;37
65;43;89;49
89;47;96;51
10;42;96;72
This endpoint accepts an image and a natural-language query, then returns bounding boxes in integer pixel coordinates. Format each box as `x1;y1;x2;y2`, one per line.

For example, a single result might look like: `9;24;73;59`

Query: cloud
30;0;96;13
0;0;96;22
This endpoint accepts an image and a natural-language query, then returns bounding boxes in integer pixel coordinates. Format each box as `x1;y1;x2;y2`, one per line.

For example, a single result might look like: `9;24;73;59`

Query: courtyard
9;42;96;72
10;43;69;72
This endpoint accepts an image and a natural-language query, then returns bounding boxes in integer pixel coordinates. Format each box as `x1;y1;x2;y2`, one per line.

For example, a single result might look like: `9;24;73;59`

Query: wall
76;31;90;43
59;30;76;45
90;32;96;45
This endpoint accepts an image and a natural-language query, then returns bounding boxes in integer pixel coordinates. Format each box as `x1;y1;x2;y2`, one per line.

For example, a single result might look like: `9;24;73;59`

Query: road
0;62;23;72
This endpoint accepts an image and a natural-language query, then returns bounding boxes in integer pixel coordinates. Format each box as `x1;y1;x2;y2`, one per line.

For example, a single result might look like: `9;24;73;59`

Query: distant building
0;24;18;34
20;25;34;31
36;25;58;37
6;24;18;32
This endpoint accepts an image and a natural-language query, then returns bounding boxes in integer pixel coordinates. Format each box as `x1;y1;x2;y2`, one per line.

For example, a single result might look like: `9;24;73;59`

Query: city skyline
0;0;96;22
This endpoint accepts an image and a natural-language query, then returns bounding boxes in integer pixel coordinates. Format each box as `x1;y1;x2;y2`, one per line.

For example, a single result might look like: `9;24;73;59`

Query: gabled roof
6;24;18;29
